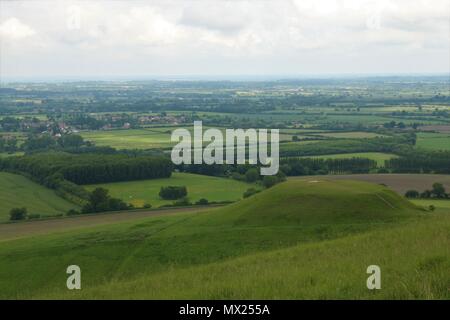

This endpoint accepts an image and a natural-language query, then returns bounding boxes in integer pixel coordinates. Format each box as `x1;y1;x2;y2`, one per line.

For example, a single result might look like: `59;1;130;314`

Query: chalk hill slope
192;179;421;227
0;179;426;299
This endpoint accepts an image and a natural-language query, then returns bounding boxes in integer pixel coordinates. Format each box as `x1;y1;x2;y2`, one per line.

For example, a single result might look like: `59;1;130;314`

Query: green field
80;128;174;149
279;140;322;150
280;128;329;134
81;127;292;150
304;152;398;166
411;199;450;209
317;132;387;139
0;152;24;158
86;172;257;207
1;179;447;299
416;132;450;151
0;172;78;222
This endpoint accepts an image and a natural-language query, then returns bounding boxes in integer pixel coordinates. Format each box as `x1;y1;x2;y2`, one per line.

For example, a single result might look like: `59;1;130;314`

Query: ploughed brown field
290;174;450;195
419;125;450;133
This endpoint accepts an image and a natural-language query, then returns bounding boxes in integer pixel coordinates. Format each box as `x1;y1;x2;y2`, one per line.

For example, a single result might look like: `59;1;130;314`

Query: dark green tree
159;186;187;200
405;190;419;198
431;183;446;198
245;168;259;183
263;176;279;188
9;207;27;221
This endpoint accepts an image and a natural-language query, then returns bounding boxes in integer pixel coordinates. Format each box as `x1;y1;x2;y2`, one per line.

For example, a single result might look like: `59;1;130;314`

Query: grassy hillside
0;172;78;222
0;179;428;299
194;179;420;227
85;172;257;207
53;212;450;299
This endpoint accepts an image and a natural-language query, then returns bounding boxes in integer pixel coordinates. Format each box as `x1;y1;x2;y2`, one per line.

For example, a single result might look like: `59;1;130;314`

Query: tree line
280;157;377;175
385;151;450;174
177;156;377;179
0;152;173;185
405;183;448;199
279;134;417;158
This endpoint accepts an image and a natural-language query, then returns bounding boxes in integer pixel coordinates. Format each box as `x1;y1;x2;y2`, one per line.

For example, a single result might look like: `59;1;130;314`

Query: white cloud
0;0;449;78
0;17;36;40
179;3;250;34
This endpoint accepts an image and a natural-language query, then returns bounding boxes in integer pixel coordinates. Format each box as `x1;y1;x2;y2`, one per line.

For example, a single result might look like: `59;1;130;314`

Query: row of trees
0;133;88;154
23;134;85;151
60;157;172;184
405;183;448;199
280;157;377;176
279;134;417;158
386;151;450;174
9;207;57;221
0;152;173;185
177;156;378;180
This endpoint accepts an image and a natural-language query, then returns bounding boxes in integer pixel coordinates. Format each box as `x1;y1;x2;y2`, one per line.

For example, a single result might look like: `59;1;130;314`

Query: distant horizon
2;72;450;84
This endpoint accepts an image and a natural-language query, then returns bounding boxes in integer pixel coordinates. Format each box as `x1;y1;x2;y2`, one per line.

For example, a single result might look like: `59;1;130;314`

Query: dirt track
290;174;450;195
0;206;214;241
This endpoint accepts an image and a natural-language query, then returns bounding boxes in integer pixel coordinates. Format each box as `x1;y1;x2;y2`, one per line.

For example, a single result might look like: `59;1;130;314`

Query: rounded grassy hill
192;179;422;227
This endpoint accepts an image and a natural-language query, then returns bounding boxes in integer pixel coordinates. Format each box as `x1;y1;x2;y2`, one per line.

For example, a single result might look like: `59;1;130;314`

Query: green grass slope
0;172;78;222
198;179;420;227
0;180;426;299
55;213;449;300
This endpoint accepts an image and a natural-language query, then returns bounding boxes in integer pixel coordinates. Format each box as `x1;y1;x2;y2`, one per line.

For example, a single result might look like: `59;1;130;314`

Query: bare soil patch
419;125;450;133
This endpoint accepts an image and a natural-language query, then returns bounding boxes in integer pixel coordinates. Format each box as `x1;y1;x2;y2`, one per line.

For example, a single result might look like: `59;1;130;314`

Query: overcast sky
1;0;449;80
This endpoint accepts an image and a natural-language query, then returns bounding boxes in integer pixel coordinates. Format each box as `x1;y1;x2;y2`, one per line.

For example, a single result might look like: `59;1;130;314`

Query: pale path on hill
375;194;396;209
0;206;214;241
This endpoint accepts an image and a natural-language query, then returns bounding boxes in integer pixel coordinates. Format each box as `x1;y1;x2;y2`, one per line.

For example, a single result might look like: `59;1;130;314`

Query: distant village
0;113;188;137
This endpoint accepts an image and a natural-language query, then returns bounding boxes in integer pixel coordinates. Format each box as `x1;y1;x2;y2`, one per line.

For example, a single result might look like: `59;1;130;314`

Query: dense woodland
0;152;172;184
